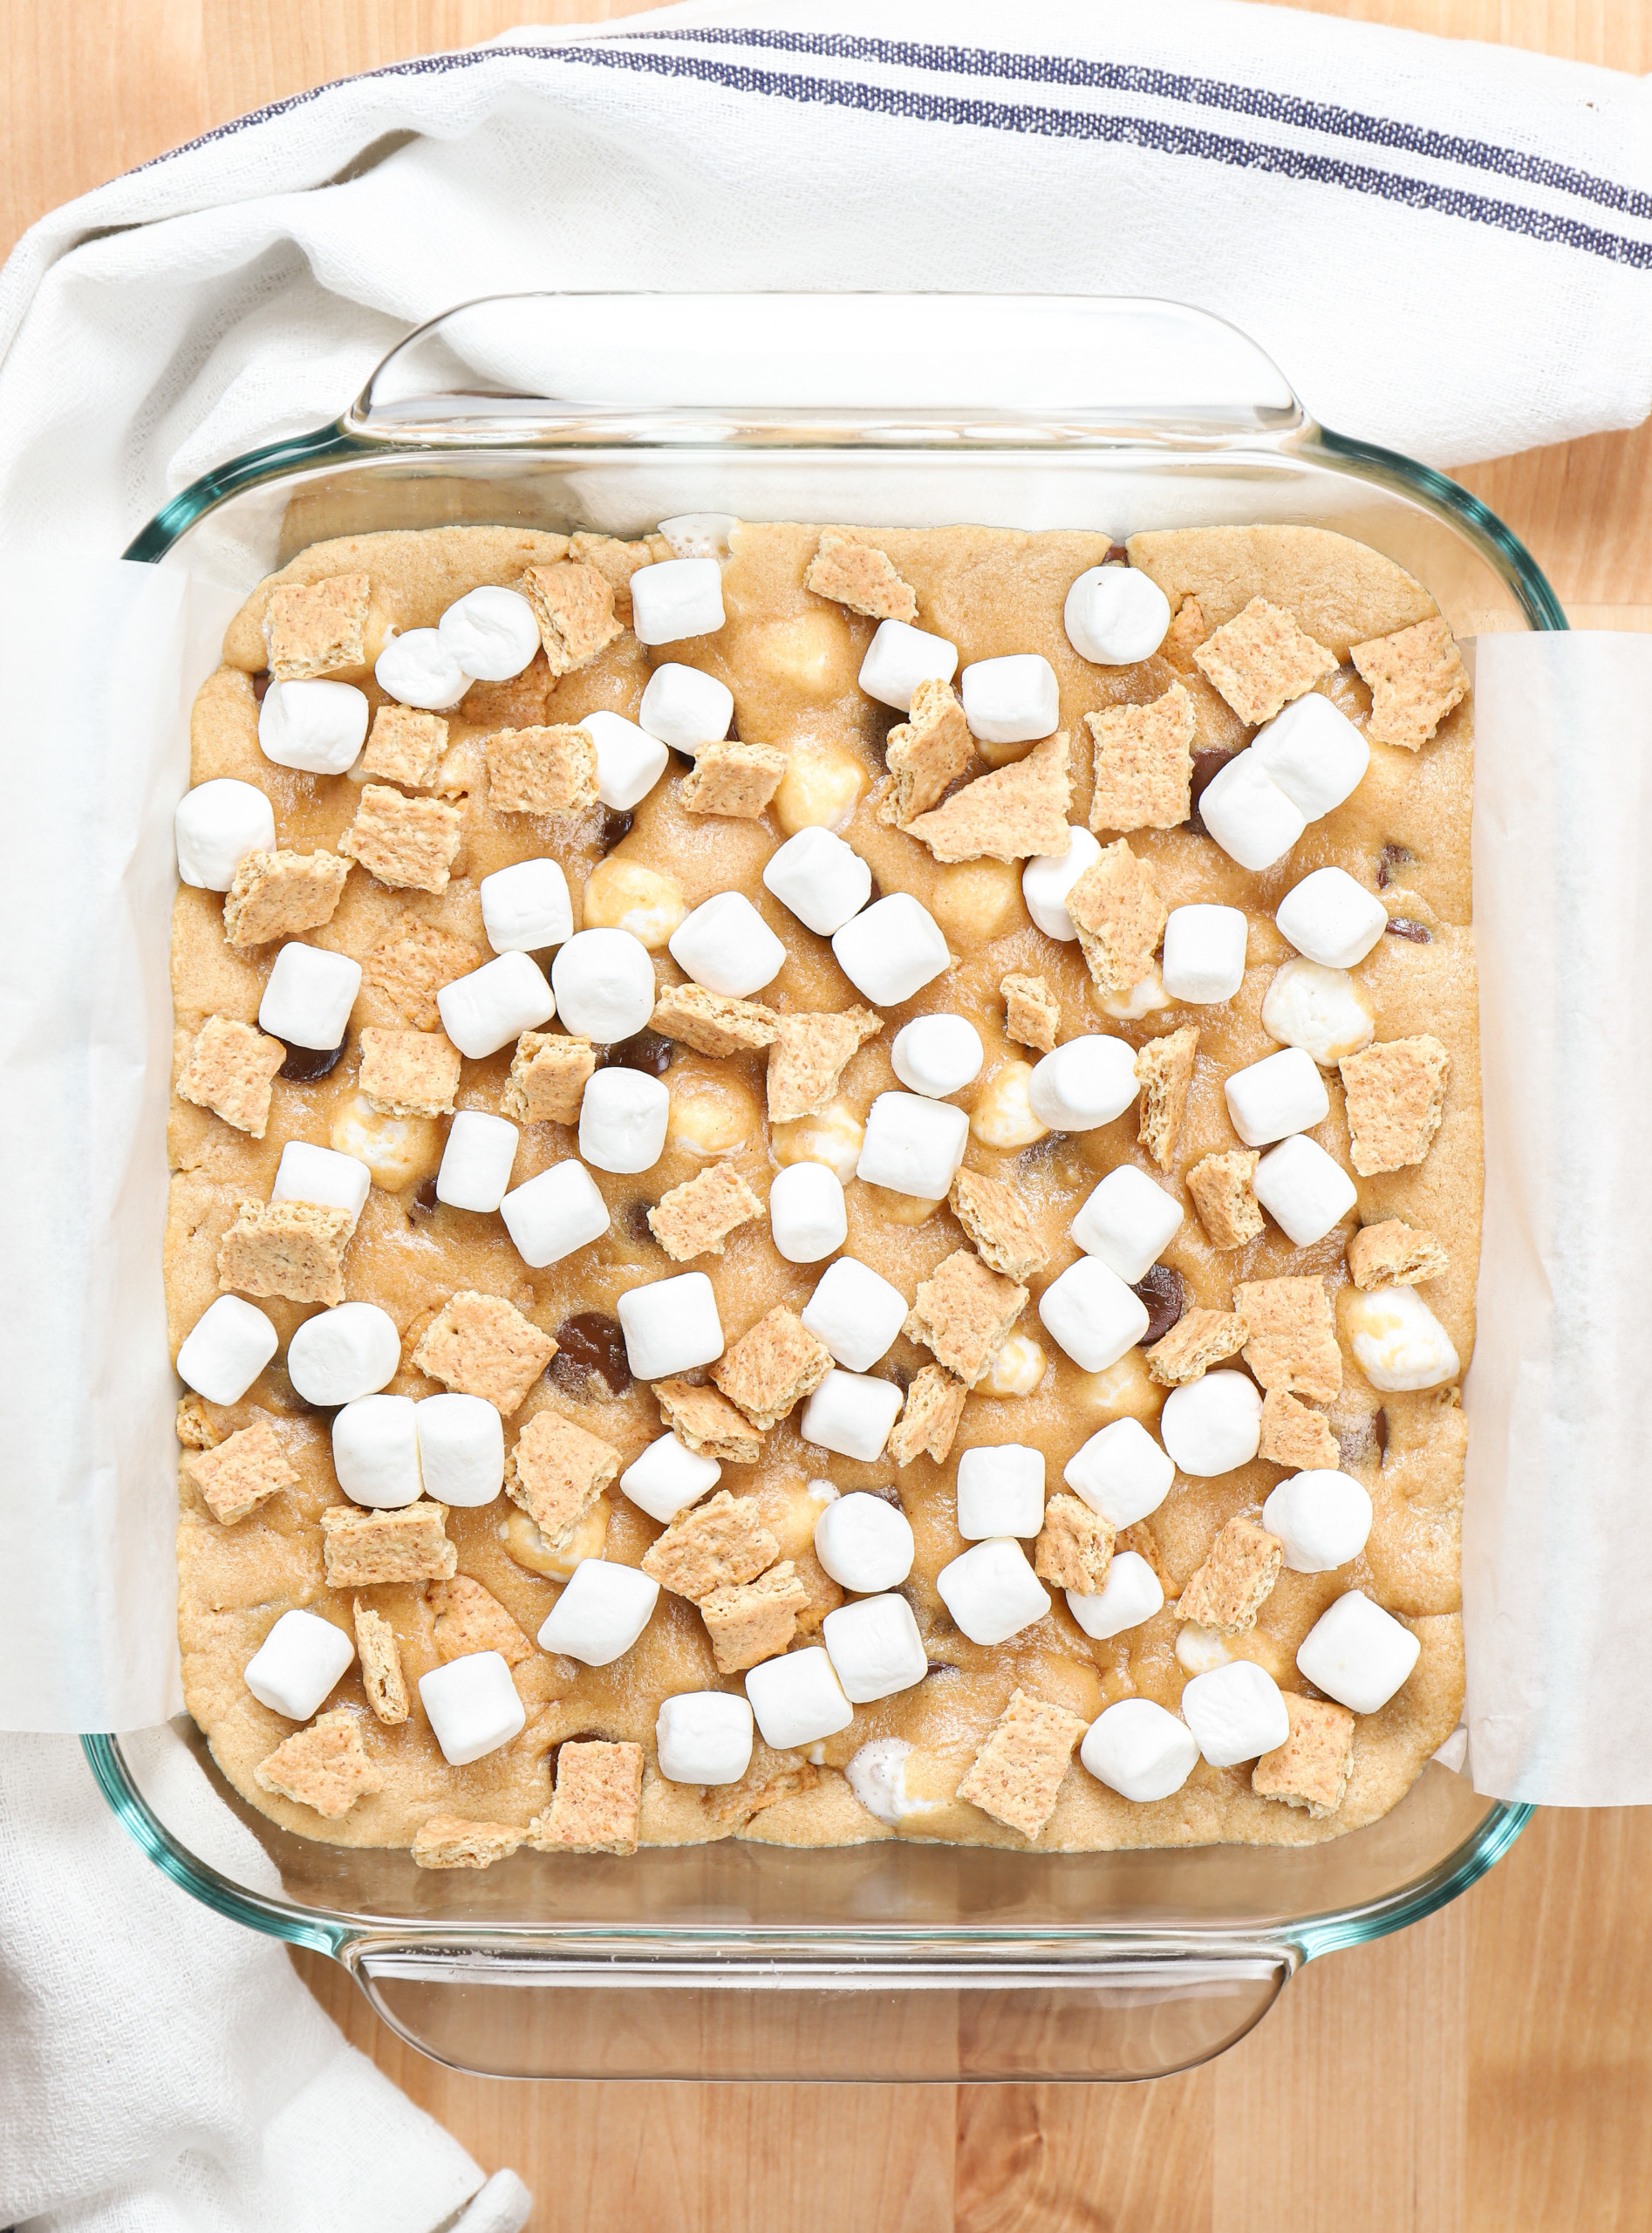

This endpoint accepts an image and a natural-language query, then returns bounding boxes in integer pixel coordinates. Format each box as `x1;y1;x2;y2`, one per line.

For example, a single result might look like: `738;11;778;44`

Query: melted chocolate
596;1030;673;1077
624;1200;658;1247
251;671;271;702
1132;1264;1186;1347
550;1312;631;1396
411;1178;440;1217
1376;842;1411;892
1385;918;1432;944
1103;543;1130;566
277;1038;346;1082
1374;1407;1389;1460
598;808;634;857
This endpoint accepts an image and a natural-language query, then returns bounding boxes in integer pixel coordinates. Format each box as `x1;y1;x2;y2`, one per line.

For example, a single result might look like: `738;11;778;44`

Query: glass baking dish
92;294;1550;2082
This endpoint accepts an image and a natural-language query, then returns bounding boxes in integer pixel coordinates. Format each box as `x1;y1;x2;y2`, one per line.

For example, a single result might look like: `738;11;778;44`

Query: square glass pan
94;295;1549;2083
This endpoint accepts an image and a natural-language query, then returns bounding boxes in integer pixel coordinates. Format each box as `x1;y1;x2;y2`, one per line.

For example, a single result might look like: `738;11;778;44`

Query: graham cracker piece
877;678;975;828
216;1199;352;1307
1119;1518;1169;1591
1235;1275;1343;1401
530;1739;644;1855
1068;839;1167;996
222;849;349;948
504;1405;621;1538
904;729;1072;864
263;571;372;682
766;1007;883;1124
710;1306;833;1431
653;1378;764;1465
1161;593;1208;674
365;918;485;1032
805;529;918;622
522;561;625;675
413;1815;524;1870
358;1026;460;1117
175;1395;221;1449
955;1688;1088;1841
948;1167;1049;1281
339;784;461;895
484;723;600;816
651;984;779;1058
1187;1149;1264;1251
352;1598;410;1724
1192;596;1339;726
1259;1389;1341;1472
567;531;655;621
680;739;788;820
1136;1025;1198;1171
1253;1690;1355;1818
254;1709;383;1820
905;1250;1028;1390
1176;1518;1282;1636
648;1163;763;1262
431;1574;532;1666
1145;1308;1249;1388
887;1364;966;1465
1340;1036;1450;1177
1034;1492;1115;1595
462;652;552;734
177;1014;286;1139
362;705;447;789
1001;970;1060;1055
641;1488;779;1601
321;1501;457;1588
501;1031;594;1125
1349;616;1469;751
1086;681;1196;833
700;1561;809;1674
183;1417;296;1526
1348;1219;1450;1292
414;1289;556;1415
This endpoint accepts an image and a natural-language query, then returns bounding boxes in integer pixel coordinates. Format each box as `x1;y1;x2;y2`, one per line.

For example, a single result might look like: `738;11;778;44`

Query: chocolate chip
595;1030;672;1077
925;1661;961;1680
277;1038;346;1081
1186;749;1238;838
623;1200;658;1246
1374;1407;1389;1460
550;1312;631;1396
1132;1265;1186;1347
411;1178;440;1216
1104;543;1130;566
598;808;634;857
1376;842;1411;892
1385;918;1431;944
252;671;271;702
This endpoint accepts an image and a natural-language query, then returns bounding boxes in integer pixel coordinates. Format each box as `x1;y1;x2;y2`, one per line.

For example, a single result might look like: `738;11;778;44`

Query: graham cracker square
352;1598;410;1724
358;1026;461;1116
1137;1025;1198;1171
877;678;975;829
1086;680;1197;833
652;1378;764;1464
484;724;600;817
1252;1691;1355;1818
1161;593;1208;674
905;730;1072;864
263;571;372;682
651;985;780;1057
339;784;461;894
1259;1389;1341;1472
1234;1276;1343;1401
955;1688;1087;1841
765;1007;883;1124
364;918;486;1032
177;1014;286;1139
430;1574;532;1666
222;849;350;948
1187;1149;1264;1251
504;1404;621;1538
413;1289;556;1415
1034;1493;1115;1595
1339;1036;1450;1176
1176;1518;1282;1636
887;1364;966;1466
412;1815;524;1870
948;1167;1049;1281
648;1163;763;1262
1001;970;1060;1055
1348;1219;1450;1291
700;1561;809;1675
1192;597;1338;726
521;561;625;675
531;1739;644;1856
182;1416;296;1526
805;529;918;622
680;739;788;820
905;1250;1028;1390
362;704;447;789
1145;1307;1249;1387
1349;617;1468;751
710;1306;833;1431
1068;839;1167;996
254;1708;383;1819
641;1489;780;1601
501;1031;595;1125
321;1501;457;1588
216;1198;353;1307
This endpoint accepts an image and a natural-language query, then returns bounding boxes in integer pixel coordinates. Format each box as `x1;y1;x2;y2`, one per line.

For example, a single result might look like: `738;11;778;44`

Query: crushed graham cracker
1187;1149;1264;1251
1034;1494;1115;1595
805;529;918;622
1259;1389;1341;1472
948;1167;1049;1282
1192;597;1339;726
905;1250;1028;1390
1177;1518;1283;1636
700;1561;809;1675
177;1014;286;1139
1001;970;1060;1055
263;571;372;682
1086;681;1197;832
567;531;657;621
321;1501;456;1588
765;1007;883;1124
254;1709;383;1820
642;1489;780;1601
521;561;625;675
501;1031;594;1126
955;1688;1087;1841
877;678;975;828
650;984;780;1057
216;1198;353;1307
1067;839;1167;996
1145;1307;1249;1387
648;1163;763;1262
1253;1690;1355;1818
413;1289;556;1415
182;1417;296;1526
1235;1276;1343;1402
431;1574;532;1666
1136;1025;1198;1171
412;1815;524;1870
365;918;485;1032
1348;1219;1450;1291
530;1739;644;1854
339;785;461;895
352;1598;410;1724
680;739;788;819
1340;1036;1450;1176
358;1026;461;1117
484;723;599;817
711;1305;833;1431
904;729;1072;864
887;1364;966;1466
653;1378;764;1465
505;1406;621;1540
222;849;350;948
362;704;447;789
1349;616;1468;751
1161;593;1208;673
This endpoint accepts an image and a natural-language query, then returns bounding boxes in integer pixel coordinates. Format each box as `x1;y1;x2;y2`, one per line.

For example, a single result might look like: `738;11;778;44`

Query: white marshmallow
436;1110;520;1212
258;942;361;1051
658;513;735;561
1063;1417;1174;1528
177;1294;279;1404
1262;1470;1373;1573
655;1690;754;1785
331;1395;422;1509
1296;1590;1421;1714
767;1162;847;1263
802;1370;905;1464
668;891;786;999
936;1538;1051;1647
437;585;540;681
1065;1552;1164;1639
845;1737;934;1828
762;825;872;938
1063;566;1171;666
1252;692;1369;819
1181;1662;1291;1767
856;1090;969;1199
1070;1166;1183;1284
1081;1697;1198;1802
812;1490;915;1591
174;778;276;891
1022;825;1103;941
286;1302;400;1406
639;661;735;751
1198;750;1307;872
631;557;726;645
832;892;950;1007
1098;965;1171;1021
550;928;657;1042
1037;1256;1150;1373
479;859;573;954
617;1271;724;1379
1027;1035;1139;1132
1276;866;1389;970
436;952;555;1060
801;1258;908;1373
823;1594;927;1704
956;1444;1045;1539
257;679;370;774
1161;904;1248;1005
243;1609;354;1721
414;1392;505;1507
1159;1371;1262;1478
419;1650;526;1766
1261;959;1375;1067
960;652;1060;745
538;1559;661;1666
270;1140;371;1220
579;1068;670;1175
500;1157;611;1269
984;1334;1048;1397
579;708;671;812
1224;1046;1330;1147
375;628;468;711
1177;1623;1232;1675
891;1014;984;1100
744;1644;853;1749
1344;1286;1461;1392
1253;1135;1359;1247
621;1431;721;1524
857;618;959;712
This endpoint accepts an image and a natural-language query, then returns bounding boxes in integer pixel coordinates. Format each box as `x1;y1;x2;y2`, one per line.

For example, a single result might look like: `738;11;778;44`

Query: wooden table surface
8;2;1649;2224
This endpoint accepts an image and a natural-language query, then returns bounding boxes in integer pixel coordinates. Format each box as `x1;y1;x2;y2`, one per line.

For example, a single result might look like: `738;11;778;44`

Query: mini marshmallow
1344;1286;1461;1392
1253;1134;1359;1247
174;778;276;891
176;1294;278;1404
960;652;1060;745
244;1609;354;1721
1063;566;1172;666
631;557;726;645
1081;1697;1198;1802
655;1690;754;1785
658;512;735;560
617;1272;724;1380
761;825;872;938
435;952;555;1060
1276;866;1389;970
286;1302;400;1406
1198;750;1307;873
436;584;540;682
332;1394;422;1509
579;708;671;812
1161;904;1248;1005
802;1257;909;1373
823;1593;927;1704
936;1538;1051;1647
856;1091;969;1200
479;859;573;954
1065;1552;1164;1640
668;891;787;999
579;1068;670;1175
500;1158;611;1269
1070;1166;1183;1284
376;628;468;711
891;1014;983;1100
1063;1417;1174;1529
621;1432;721;1524
956;1444;1046;1539
257;679;370;775
1224;1046;1330;1147
1261;959;1375;1068
1176;1623;1232;1676
1038;1256;1150;1373
1159;1371;1262;1478
437;1110;520;1213
812;1490;915;1591
832;892;950;1007
1262;1470;1374;1573
767;1162;848;1263
1296;1589;1421;1714
414;1392;505;1507
639;661;735;750
1027;1035;1139;1132
419;1650;526;1766
857;618;959;712
1181;1661;1291;1768
845;1736;932;1828
802;1370;905;1464
744;1644;853;1749
550;927;657;1041
1251;692;1369;819
258;943;362;1051
1022;825;1103;941
270;1140;372;1219
537;1560;660;1666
